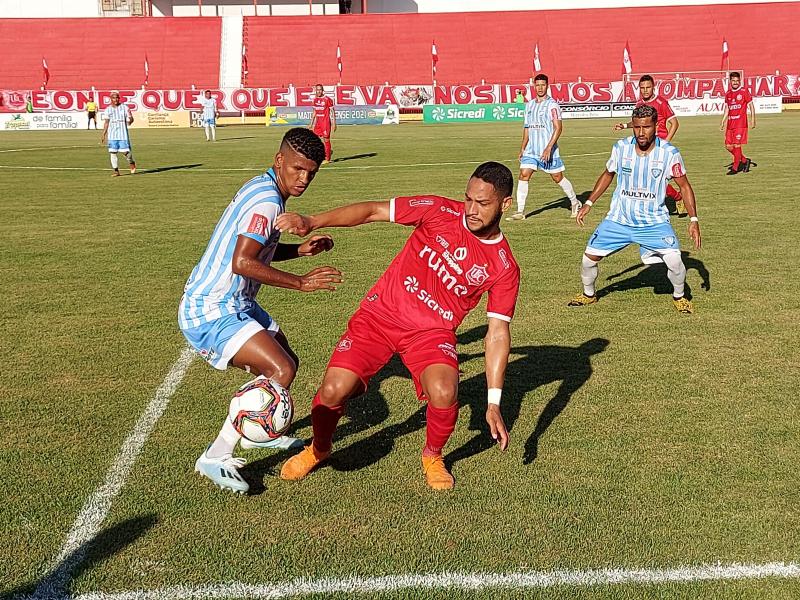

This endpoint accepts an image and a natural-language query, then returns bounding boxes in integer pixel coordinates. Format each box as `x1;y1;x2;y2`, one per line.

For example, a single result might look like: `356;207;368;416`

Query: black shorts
88;111;96;119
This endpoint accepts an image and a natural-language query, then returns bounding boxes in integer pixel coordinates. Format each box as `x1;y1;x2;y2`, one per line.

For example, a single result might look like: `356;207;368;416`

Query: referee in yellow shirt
87;95;98;130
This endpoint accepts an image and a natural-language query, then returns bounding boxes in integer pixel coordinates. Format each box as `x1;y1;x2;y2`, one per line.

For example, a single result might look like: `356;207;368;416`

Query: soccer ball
228;376;294;442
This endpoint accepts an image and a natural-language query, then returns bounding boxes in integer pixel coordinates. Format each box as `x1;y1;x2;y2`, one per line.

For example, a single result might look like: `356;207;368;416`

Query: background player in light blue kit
568;105;701;314
509;73;580;220
179;128;342;494
101;91;136;176
200;89;219;142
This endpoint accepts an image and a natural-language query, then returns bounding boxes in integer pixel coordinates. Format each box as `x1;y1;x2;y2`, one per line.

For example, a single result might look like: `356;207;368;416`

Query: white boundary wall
1;0;100;17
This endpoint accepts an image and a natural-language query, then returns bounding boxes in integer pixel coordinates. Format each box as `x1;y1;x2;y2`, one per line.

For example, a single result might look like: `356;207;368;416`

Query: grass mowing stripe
31;347;195;599
71;562;800;600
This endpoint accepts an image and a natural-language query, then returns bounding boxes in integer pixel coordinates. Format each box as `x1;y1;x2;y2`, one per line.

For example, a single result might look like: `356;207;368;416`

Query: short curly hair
631;104;658;124
280;127;326;166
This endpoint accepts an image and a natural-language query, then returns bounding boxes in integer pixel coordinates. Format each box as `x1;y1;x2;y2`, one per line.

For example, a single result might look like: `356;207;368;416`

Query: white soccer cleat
194;449;249;494
240;435;304;451
505;212;526;221
571;201;582;218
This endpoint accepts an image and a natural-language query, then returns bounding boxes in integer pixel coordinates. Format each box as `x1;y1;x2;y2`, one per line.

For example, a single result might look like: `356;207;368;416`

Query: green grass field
2;115;799;599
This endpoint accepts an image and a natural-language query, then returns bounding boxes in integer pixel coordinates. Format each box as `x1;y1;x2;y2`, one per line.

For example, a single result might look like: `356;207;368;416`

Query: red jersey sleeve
659;98;675;120
486;265;520;322
390;195;453;227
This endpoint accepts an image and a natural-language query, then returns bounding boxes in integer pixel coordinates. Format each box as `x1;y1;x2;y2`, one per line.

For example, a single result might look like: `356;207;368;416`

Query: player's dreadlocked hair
472;161;513;198
631;104;658;124
281;127;326;166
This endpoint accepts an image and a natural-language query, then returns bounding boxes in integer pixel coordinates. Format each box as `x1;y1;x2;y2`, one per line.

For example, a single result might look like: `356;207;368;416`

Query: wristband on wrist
584;200;593;207
488;388;502;406
689;216;699;222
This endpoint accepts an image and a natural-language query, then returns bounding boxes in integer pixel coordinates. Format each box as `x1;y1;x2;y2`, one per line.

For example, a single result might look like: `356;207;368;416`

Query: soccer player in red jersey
309;84;336;163
276;162;521;490
721;72;756;175
615;75;684;212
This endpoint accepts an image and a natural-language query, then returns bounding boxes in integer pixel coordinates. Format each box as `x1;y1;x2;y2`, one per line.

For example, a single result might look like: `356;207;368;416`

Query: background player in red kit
721;72;756;175
309;84;336;162
276;162;521;490
615;75;684;212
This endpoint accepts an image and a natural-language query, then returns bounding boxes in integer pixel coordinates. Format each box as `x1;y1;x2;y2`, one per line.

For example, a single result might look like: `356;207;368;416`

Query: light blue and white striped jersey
102;104;132;141
524;96;561;157
200;97;216;120
179;169;285;329
605;137;686;227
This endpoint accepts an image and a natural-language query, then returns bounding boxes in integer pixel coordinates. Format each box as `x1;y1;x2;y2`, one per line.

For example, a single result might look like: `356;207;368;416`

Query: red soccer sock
665;184;682;201
732;147;743;169
423;403;459;457
311;391;346;453
324;140;332;161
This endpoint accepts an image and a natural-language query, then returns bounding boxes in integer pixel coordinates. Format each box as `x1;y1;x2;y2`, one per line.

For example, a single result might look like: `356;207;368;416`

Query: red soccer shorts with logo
327;307;458;401
725;128;748;146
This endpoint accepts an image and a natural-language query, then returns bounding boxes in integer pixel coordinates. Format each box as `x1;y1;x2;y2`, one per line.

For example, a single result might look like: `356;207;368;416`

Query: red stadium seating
243;3;798;86
0;18;221;89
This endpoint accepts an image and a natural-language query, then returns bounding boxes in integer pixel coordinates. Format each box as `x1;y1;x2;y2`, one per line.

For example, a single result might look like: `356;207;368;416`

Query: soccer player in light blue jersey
508;73;580;221
101;91;136;177
179;128;342;493
569;105;701;314
200;89;219;142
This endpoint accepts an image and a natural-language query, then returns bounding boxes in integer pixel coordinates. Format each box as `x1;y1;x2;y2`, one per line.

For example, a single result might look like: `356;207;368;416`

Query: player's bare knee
551;173;563;183
425;379;458;408
270;358;297;388
318;377;353;408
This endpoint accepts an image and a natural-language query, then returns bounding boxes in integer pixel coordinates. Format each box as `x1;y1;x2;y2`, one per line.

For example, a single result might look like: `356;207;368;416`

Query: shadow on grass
597;251;710;300
215;136;256;142
331;152;377;163
525;190;591;218
2;515;157;600
138;163;202;175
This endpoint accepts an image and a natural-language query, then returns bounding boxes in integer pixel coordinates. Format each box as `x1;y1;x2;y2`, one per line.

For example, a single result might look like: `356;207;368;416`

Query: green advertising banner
423;103;525;123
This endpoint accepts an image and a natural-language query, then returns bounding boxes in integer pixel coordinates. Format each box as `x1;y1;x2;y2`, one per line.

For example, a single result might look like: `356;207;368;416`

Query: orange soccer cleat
280;445;330;481
422;454;455;490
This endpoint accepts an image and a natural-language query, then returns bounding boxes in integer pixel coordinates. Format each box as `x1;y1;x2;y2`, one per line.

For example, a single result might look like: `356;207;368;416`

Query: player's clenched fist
299;266;342;292
276;212;313;237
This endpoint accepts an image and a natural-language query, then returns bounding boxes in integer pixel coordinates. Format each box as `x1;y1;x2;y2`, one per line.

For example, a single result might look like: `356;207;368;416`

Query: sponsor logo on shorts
438;342;457;360
367;293;378;302
247;213;269;237
465;264;489;287
662;236;677;246
199;348;216;361
409;198;434;207
337;337;352;352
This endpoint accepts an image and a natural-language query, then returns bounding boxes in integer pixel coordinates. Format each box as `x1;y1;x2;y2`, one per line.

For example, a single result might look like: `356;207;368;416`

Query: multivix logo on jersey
418;246;468;296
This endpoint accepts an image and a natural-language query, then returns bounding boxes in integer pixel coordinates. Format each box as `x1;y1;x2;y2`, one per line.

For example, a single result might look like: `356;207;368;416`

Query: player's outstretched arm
484;317;511;451
673;176;701;250
276;201;391;237
232;235;342;291
576;169;615;225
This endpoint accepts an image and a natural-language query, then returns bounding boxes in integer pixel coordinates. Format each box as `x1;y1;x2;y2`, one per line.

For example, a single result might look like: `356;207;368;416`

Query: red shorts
313;123;331;139
327;308;458;401
725;128;748;146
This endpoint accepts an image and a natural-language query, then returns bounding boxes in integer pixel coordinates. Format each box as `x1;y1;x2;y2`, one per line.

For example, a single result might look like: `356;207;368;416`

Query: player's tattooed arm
576;169;615;226
485;317;511;451
232;235;342;291
276;202;391;236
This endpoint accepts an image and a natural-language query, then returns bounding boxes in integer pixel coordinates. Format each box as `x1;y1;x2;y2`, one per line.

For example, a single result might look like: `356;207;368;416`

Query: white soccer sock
109;153;119;169
205;125;211;141
581;254;599;297
123;151;133;165
210;125;216;141
207;415;241;459
663;251;687;298
559;177;578;204
516;180;529;213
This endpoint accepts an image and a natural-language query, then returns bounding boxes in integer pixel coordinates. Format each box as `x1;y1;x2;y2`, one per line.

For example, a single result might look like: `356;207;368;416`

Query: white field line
31;347;195;600
72;562;800;600
0;151;608;174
